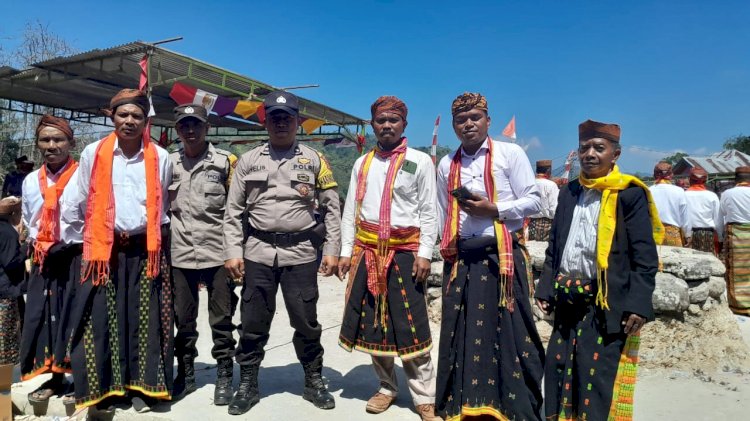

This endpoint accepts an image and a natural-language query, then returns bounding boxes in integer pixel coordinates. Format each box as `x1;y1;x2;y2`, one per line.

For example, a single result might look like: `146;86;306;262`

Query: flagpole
431;115;440;165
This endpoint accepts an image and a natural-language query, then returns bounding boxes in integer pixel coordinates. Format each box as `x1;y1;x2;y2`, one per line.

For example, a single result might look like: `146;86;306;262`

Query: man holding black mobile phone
338;96;440;421
435;92;544;421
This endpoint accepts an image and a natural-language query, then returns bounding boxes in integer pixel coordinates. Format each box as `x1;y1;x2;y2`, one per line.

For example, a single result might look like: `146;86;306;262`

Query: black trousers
235;259;323;367
173;266;238;361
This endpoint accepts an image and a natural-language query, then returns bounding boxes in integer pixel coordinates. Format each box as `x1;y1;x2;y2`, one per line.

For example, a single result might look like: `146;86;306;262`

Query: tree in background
661;151;688;166
1;21;78;182
724;134;750;155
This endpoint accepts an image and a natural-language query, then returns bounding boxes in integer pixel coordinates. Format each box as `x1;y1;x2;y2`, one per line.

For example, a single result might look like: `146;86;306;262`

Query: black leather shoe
214;358;234;406
228;365;259;415
302;368;335;410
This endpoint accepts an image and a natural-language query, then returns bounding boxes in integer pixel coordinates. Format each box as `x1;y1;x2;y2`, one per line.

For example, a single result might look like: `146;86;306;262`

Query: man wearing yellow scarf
535;119;661;421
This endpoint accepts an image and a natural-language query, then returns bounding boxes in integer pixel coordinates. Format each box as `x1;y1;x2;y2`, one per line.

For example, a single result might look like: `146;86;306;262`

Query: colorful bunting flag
301;118;325;135
234;100;263;119
169;82;219;113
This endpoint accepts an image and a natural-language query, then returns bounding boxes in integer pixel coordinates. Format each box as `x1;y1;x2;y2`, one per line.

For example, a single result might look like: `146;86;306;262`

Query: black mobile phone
451;185;474;201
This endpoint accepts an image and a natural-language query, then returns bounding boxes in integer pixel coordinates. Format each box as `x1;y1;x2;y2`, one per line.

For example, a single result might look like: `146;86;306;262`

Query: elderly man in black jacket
534;120;662;421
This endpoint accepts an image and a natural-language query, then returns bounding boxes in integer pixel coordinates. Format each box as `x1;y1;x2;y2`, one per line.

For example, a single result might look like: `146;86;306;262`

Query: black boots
302;363;335;410
173;356;197;401
227;365;259;415
214;358;234;406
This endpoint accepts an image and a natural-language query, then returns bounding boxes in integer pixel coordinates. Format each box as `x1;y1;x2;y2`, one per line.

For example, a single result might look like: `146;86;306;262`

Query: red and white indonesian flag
502;115;516;140
170;82;219;112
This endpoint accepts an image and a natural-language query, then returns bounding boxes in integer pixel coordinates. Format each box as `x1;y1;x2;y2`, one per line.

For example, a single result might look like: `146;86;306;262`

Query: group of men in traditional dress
4;84;750;421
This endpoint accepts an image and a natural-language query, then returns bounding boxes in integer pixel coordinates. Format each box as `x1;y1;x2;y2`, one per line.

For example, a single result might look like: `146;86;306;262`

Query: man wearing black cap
528;159;559;242
223;90;341;415
3;156;35;198
169;104;239;402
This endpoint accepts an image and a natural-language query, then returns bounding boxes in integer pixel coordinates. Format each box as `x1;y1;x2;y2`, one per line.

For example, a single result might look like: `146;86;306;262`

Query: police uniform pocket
168;181;181;212
242;171;268;204
204;182;226;209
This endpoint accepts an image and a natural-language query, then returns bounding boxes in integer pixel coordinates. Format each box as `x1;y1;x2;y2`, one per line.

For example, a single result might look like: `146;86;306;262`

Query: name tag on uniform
401;160;417;175
206;170;224;183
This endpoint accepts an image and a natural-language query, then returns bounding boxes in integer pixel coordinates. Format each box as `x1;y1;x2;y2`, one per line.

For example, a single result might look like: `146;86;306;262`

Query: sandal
28;377;66;403
62;382;76;406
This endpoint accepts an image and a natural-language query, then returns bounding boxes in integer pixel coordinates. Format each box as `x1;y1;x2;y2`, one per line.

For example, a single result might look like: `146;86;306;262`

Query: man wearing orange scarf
649;161;690;246
66;89;174;411
19;115;80;404
535;120;660;421
338;96;440;421
436;93;544;421
720;166;750;316
685;168;721;255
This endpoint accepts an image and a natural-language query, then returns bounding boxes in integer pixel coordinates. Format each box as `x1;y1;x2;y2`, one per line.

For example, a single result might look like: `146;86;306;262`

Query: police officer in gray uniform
169;104;239;404
223;91;341;416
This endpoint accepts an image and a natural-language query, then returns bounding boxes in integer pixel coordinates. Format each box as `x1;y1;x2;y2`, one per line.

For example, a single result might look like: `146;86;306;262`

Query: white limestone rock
708;276;727;299
653;272;689;314
659;246;722;280
688;281;710;304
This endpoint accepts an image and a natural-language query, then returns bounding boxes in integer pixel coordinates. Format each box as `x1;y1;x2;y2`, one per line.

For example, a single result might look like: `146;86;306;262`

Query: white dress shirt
685;189;722;240
720;186;750;225
531;177;559;219
649;183;690;235
21;159;82;244
437;138;541;237
559;188;602;280
340;147;438;260
76;137;173;234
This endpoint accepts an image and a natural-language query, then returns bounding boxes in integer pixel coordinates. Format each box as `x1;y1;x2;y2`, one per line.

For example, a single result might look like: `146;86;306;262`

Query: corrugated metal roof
0;41;366;137
674;149;750;175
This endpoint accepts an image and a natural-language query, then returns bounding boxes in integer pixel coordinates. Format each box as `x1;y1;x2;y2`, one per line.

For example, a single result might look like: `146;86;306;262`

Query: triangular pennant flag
194;90;218;112
301;118;325;135
502;115;516;140
213;96;238;117
256;103;266;124
234;100;263;119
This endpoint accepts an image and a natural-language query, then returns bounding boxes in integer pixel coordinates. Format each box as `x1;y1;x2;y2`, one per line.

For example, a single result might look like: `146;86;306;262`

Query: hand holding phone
451;185;474;202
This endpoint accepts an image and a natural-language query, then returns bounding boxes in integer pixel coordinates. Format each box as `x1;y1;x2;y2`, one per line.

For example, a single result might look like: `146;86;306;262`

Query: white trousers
371;353;436;405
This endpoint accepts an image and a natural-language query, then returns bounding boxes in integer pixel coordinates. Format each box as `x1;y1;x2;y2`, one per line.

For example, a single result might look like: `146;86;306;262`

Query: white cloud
497;134;542;152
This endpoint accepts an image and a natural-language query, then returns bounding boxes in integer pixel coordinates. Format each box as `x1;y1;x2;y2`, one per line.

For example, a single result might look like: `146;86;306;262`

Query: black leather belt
248;227;313;247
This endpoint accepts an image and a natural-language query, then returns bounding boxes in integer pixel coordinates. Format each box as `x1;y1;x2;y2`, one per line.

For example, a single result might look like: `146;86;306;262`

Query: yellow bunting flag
301;118;325;134
234;100;263;119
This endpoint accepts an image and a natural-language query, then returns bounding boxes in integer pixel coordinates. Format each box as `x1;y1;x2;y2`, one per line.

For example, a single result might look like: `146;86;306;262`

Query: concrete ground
9;276;750;420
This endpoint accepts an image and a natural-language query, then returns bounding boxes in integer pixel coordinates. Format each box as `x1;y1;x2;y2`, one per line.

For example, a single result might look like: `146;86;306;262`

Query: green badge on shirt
401;160;417;175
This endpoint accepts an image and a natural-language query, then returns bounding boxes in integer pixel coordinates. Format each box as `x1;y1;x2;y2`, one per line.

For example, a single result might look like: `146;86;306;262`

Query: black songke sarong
436;235;544;421
68;231;173;409
19;243;81;380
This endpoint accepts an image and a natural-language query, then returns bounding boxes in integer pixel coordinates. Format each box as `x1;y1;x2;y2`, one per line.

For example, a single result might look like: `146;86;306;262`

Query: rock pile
425;242;750;372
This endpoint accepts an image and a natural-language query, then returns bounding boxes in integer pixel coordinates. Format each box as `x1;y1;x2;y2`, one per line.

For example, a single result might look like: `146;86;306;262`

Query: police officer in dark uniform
223;91;341;416
169;104;239;403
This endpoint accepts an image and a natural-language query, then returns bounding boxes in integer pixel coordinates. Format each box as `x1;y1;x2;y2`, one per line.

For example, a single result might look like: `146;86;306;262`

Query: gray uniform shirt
169;143;237;269
223;141;341;266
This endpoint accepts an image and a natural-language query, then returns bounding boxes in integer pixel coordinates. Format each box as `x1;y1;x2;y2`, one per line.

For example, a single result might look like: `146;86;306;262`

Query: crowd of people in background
1;87;749;421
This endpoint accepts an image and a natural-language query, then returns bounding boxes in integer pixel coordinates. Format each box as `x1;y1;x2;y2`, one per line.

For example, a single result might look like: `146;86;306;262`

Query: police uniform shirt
223;141;341;267
169;143;237;269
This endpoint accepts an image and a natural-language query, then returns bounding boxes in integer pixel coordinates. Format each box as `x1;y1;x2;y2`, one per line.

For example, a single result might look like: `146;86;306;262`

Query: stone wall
425;243;750;372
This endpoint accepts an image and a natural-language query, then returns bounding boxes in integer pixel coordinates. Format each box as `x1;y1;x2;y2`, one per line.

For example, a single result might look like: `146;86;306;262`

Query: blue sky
2;0;748;174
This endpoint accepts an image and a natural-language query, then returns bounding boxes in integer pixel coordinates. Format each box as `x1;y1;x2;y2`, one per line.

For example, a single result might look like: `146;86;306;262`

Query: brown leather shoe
365;392;396;414
415;403;443;421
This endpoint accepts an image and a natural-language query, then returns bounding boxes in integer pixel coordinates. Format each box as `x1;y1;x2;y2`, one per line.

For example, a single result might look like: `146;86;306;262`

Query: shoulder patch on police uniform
401;159;418;175
315;151;338;190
